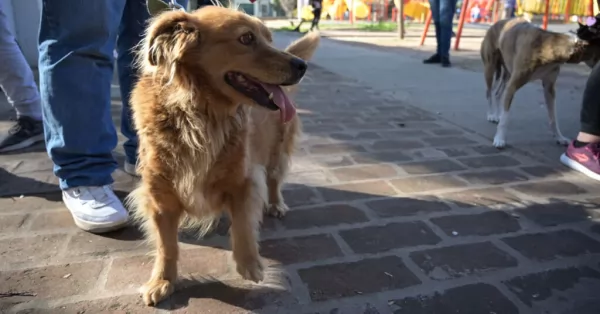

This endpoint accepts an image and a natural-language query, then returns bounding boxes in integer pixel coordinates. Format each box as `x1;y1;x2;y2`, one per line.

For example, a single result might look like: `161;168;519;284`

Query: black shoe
441;57;451;68
423;54;441;64
0;116;44;153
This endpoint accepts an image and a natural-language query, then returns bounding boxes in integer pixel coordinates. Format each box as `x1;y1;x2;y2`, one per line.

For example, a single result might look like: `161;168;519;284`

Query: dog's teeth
268;93;273;100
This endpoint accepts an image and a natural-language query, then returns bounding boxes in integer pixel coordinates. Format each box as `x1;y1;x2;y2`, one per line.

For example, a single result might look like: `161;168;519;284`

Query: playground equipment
301;0;371;20
419;0;596;50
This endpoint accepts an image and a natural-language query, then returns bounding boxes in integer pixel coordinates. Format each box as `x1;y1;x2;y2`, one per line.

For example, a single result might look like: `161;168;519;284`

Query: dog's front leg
139;189;183;306
228;167;267;283
542;76;570;146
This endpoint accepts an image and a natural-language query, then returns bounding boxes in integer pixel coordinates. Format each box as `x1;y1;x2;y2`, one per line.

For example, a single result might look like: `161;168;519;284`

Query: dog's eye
239;32;255;45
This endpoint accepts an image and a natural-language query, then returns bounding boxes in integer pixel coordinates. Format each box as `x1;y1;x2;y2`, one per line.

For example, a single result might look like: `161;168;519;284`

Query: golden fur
126;6;320;306
481;17;600;148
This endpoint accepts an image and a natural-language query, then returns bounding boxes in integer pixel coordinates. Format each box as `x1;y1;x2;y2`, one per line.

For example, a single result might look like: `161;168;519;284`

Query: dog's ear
146;12;200;67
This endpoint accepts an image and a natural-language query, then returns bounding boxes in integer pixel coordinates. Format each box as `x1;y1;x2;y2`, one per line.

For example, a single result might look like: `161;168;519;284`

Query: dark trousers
581;62;600;136
311;9;321;30
429;0;458;58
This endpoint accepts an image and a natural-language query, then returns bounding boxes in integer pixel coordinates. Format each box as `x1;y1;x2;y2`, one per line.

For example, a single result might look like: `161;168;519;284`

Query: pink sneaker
560;141;600;181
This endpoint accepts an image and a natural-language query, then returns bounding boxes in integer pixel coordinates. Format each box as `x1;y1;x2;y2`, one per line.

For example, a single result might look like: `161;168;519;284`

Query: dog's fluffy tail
282;32;321;96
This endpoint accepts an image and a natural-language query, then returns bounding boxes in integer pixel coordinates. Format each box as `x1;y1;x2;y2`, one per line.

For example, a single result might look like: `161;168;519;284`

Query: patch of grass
271;21;406;33
357;21;398;31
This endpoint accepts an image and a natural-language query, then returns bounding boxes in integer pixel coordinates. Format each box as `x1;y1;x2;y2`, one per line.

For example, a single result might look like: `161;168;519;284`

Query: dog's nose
290;57;307;77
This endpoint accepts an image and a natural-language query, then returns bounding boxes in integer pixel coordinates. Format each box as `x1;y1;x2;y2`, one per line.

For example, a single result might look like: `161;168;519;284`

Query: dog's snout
290;57;307;77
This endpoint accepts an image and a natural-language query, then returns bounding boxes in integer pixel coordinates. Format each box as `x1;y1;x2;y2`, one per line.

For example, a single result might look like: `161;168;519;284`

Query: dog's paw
266;203;288;218
141;279;175;306
487;114;499;124
493;136;506;149
236;258;264;283
555;136;571;146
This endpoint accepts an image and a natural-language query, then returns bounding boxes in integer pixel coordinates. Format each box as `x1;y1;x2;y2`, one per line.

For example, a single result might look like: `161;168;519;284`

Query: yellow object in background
520;0;589;16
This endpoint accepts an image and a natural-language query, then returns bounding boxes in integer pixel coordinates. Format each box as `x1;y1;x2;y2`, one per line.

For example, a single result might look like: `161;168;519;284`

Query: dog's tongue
259;83;296;123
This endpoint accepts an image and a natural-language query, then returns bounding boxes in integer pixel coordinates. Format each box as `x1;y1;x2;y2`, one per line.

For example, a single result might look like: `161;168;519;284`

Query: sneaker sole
72;215;129;234
0;134;44;153
560;153;600;182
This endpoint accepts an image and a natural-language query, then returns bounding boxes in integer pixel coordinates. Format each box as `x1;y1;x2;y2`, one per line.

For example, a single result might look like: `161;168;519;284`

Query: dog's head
576;15;600;42
138;6;309;122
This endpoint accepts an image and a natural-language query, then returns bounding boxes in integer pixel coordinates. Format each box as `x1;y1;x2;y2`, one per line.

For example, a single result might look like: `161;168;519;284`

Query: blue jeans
39;0;187;190
429;0;458;59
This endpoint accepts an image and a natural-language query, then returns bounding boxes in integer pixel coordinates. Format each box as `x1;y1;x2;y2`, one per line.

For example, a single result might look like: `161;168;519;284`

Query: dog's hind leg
542;69;570;146
494;72;529;148
486;54;502;123
265;154;289;218
228;166;267;283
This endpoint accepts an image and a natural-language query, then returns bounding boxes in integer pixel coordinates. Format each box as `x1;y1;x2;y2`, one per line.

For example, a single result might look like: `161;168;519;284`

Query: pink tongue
259;83;296;123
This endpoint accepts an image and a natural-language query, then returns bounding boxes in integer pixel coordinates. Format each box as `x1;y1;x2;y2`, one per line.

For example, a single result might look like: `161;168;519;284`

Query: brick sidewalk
1;65;600;313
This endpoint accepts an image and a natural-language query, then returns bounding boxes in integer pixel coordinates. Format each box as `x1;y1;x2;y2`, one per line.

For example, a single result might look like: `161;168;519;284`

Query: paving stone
342;122;396;130
311;155;355;168
516;200;599;227
367;140;425;151
105;247;230;290
303;124;344;133
309;143;367;155
23;295;152;314
351;151;413;164
457;155;521;169
440;188;520;208
313;303;381;314
390;174;467;193
298;256;421;301
163;278;297;312
28;210;76;231
260;234;343;265
378;130;429;139
0;170;59;197
0;193;63;213
339;221;442;254
287;170;336;186
317;181;397;202
400;160;466;175
428;128;466;136
0;234;67;265
502;230;600;262
281;204;369;230
504;267;600;313
65;226;147;257
329;132;382;141
0;261;103;300
519;165;566;178
282;186;322;208
422;136;476;146
410;242;518;280
389;283;519;314
365;196;451;218
458;169;529;185
0;213;29;233
430;211;521;236
331;164;399;182
511;180;588;196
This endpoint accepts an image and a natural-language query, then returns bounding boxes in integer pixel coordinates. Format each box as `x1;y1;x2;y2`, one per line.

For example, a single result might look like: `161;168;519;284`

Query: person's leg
0;2;44;153
423;0;442;63
438;0;459;67
116;0;187;176
560;61;600;181
39;0;129;233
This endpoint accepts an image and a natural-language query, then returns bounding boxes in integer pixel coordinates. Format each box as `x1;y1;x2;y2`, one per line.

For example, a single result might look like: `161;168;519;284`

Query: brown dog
127;6;320;306
481;17;600;148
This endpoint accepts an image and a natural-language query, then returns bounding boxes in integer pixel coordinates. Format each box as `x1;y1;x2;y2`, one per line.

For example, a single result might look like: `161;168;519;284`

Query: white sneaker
124;161;139;177
63;185;129;233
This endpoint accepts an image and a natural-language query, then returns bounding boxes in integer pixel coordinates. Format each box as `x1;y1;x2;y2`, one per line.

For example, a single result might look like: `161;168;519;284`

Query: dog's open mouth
225;72;296;123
